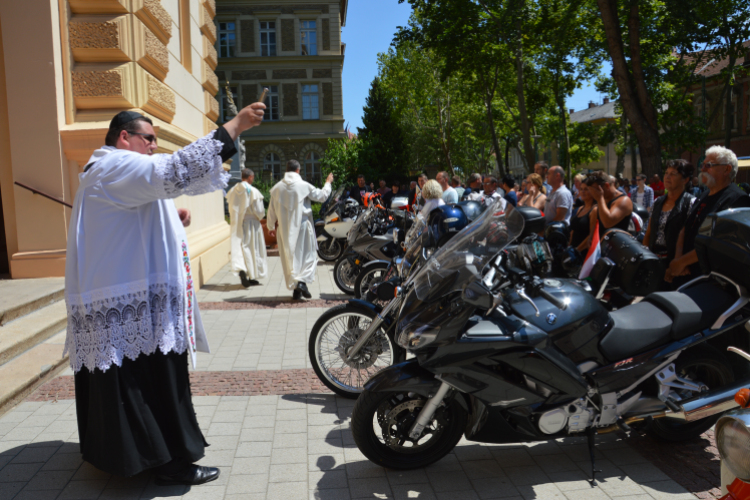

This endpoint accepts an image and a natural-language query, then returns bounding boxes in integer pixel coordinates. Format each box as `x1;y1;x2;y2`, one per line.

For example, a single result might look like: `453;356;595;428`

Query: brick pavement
0;262;726;499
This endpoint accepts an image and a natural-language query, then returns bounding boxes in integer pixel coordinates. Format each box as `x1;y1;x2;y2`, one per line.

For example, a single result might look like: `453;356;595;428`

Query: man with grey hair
544;166;574;225
462;173;483;201
668;145;750;283
268;160;334;299
227;168;267;287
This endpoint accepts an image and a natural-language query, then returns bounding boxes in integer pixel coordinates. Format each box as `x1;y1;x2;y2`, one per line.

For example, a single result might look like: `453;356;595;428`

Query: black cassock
74;350;206;476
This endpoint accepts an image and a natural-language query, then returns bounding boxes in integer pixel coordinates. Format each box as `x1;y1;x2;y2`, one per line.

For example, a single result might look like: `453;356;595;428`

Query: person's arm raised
223;103;266;141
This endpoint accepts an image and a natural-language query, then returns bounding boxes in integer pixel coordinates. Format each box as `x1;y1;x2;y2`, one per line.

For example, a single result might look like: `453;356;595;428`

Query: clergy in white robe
267;160;333;299
227;168;267;286
65;105;264;483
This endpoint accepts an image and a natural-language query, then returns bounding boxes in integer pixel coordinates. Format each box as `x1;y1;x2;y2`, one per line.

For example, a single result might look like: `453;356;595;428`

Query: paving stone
231;456;270;475
271;447;308;465
635;480;695;500
239;427;274;442
225;474;268;495
310;454;345;472
207;422;242;437
235;441;272;458
504;465;550;487
426;469;473;492
0;462;43;482
10;446;58;464
14;489;64;500
349;477;393;499
309;487;352;500
57;479;108;499
391;483;437;500
23;469;76;490
266;480;307;499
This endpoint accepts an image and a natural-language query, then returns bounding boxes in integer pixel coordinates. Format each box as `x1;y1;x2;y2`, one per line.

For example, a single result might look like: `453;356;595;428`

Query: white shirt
442;186;459;204
421;198;445;217
65;131;228;373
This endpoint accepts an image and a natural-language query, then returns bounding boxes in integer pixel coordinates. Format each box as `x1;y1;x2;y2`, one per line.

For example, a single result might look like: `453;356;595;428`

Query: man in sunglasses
667;145;750;283
65;104;265;485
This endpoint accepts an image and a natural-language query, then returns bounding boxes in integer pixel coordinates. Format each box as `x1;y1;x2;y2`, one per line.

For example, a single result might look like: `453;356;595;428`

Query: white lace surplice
64;131;229;373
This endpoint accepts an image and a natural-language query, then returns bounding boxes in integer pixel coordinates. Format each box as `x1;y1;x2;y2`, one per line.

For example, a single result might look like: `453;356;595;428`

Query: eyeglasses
129;131;157;145
702;162;728;169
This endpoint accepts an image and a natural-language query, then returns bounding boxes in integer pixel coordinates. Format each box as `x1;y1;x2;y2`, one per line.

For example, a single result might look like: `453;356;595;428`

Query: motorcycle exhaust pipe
663;375;750;422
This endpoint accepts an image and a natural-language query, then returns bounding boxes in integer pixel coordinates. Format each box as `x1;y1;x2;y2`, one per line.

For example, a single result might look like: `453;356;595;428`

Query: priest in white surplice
267;160;333;299
64;104;264;484
226;168;267;287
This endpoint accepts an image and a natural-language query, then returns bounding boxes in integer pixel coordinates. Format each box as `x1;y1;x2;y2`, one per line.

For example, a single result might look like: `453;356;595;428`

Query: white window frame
304;151;322;184
259;21;277;57
264;152;283;181
220;86;238;123
300;20;317;56
217;21;236;58
302;84;319;120
263;85;280;121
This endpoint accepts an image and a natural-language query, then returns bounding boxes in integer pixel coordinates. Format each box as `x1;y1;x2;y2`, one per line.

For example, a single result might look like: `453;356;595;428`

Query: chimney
603;97;610;104
588;102;596;109
569;109;575;114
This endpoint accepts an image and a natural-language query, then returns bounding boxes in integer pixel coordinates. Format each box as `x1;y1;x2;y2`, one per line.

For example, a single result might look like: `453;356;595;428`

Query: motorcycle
349;201;750;481
333;195;401;295
317;186;361;262
716;347;750;499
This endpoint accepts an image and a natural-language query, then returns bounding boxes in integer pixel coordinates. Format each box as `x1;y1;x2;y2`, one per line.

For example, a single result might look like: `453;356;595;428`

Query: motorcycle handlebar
539;288;567;311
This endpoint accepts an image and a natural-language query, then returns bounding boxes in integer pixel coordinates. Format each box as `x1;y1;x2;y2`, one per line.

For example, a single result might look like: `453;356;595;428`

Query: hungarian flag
579;224;601;279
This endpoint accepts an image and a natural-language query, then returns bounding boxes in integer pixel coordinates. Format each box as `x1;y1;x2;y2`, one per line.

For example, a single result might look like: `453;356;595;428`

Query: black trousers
74;350;207;477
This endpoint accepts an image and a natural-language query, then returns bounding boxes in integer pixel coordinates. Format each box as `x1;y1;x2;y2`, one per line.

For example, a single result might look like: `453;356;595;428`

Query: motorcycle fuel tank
507;279;610;365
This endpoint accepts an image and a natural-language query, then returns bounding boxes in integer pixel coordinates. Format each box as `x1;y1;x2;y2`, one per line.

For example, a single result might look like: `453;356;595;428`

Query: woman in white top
420;179;445;217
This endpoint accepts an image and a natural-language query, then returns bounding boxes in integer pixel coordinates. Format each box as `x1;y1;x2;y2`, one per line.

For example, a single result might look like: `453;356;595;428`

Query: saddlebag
516;206;545;237
695;208;750;287
600;229;661;297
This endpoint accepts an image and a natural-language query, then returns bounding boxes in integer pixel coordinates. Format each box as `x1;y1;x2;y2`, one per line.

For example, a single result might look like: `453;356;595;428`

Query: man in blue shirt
501;174;517;206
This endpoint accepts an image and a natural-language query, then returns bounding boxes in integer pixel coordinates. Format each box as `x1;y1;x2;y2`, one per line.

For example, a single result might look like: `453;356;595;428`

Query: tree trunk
616;115;627;177
485;88;506;177
724;56;736;149
515;19;535;171
597;0;663;177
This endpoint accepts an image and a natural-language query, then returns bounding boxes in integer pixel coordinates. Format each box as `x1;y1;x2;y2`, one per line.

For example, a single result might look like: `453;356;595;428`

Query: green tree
357;77;409;180
320;136;362;189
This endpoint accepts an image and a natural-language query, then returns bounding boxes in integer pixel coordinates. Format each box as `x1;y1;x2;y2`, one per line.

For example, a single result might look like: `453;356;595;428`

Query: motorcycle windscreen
323;186;348;217
347;204;375;245
412;200;524;302
400;215;430;280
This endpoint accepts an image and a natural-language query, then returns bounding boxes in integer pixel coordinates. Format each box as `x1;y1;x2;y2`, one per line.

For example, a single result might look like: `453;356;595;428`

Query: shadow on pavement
200;283;246;292
0;441;188;499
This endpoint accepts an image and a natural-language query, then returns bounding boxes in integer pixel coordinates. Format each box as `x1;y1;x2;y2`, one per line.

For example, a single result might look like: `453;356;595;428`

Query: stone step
0;300;67;367
0;330;68;414
0;277;65;325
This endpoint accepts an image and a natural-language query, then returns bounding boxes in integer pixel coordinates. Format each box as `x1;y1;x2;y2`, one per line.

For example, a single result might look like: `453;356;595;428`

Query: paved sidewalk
0;395;698;500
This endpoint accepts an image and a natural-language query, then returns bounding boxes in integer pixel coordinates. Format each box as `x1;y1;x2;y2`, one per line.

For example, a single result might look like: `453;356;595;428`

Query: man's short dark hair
287;159;301;172
357;174;365;180
485;176;498;185
451;175;461;186
502;174;515;189
417;173;427;180
105;115;153;147
241;168;254;180
665;159;694;180
535;161;549;172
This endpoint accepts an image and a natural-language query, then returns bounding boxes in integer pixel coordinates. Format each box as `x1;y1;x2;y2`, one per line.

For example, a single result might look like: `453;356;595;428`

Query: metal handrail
14;181;73;208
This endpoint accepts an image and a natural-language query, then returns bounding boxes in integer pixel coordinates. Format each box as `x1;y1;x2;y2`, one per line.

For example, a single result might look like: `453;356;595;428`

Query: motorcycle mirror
462;281;494;310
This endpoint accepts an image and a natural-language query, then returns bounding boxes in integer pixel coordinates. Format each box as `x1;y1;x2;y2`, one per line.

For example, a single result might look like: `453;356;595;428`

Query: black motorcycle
350;201;750;480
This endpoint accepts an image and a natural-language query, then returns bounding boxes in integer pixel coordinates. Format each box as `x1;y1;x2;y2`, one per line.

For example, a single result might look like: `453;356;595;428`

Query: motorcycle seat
599;280;738;362
599;302;673;362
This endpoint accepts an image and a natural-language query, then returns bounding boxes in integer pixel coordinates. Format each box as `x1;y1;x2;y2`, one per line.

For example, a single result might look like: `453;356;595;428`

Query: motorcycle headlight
717;411;750;481
397;327;440;350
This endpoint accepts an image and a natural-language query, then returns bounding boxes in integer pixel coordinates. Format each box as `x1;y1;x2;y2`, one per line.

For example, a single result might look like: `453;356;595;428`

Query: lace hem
65;280;188;373
152;131;230;199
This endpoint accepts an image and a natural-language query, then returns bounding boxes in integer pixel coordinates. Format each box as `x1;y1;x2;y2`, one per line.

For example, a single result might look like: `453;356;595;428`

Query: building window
264;153;283;181
300;20;317;55
260;21;276;56
302;84;319;120
263;85;280;121
304;151;321;184
218;22;236;58
220;86;238;122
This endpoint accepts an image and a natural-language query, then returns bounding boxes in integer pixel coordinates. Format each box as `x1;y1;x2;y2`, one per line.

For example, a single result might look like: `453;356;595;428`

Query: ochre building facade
0;0;230;282
215;0;347;184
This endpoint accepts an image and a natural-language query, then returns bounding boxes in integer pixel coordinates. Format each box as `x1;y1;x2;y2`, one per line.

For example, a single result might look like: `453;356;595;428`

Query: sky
341;1;611;132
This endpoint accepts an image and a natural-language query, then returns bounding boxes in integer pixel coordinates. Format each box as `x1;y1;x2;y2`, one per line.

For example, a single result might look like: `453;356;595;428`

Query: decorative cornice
135;20;169;81
69;15;133;63
204;37;218;70
200;6;217;44
205;90;219;121
143;74;176;122
202;62;219;95
132;0;172;44
69;0;128;14
71;62;138;109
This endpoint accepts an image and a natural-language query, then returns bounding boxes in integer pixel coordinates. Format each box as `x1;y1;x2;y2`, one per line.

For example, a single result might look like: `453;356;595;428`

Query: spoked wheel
309;304;405;398
318;237;344;262
351;389;467;469
354;262;390;300
646;346;734;442
333;256;359;295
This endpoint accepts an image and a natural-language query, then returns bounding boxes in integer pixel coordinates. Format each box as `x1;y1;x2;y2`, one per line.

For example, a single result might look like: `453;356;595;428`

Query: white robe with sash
227;181;267;280
266;172;331;289
64;131;228;373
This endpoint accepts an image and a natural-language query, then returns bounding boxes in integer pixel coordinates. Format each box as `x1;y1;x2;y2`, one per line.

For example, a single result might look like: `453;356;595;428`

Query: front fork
344;296;400;363
408;381;452;439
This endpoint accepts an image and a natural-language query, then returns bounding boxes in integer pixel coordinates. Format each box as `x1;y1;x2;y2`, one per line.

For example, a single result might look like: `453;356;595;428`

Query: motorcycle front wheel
309;304;405;398
318;237;344;262
333;256;358;295
354;262;390;299
351;389;467;470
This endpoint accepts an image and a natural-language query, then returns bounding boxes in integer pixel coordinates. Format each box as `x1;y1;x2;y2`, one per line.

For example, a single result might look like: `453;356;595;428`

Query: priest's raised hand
223;101;266;140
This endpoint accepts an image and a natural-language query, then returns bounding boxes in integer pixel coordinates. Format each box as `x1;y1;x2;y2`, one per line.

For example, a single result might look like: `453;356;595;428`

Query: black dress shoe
247;279;260;286
292;288;302;300
239;270;251;287
296;282;312;299
155;465;220;485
